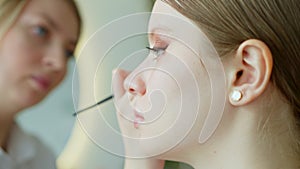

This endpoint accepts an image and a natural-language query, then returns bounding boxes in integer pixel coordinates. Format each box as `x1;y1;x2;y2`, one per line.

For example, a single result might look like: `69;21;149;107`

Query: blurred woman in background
0;0;81;168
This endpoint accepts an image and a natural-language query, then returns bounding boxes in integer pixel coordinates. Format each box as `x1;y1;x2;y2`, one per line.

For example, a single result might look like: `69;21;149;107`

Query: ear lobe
229;39;273;106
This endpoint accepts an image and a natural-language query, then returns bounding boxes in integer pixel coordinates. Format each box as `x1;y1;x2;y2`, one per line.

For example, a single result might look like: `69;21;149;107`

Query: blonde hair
0;0;26;39
0;0;82;42
163;0;300;156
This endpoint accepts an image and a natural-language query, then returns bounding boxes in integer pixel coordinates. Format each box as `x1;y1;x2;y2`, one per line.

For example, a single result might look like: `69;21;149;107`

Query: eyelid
147;33;169;59
149;32;170;48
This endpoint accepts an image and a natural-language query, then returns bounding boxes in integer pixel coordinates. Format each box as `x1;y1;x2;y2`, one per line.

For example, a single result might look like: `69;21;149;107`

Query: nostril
128;86;146;96
129;88;135;93
126;76;146;96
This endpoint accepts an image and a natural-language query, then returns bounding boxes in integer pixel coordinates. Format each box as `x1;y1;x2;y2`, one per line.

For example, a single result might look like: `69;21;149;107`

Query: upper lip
32;75;51;90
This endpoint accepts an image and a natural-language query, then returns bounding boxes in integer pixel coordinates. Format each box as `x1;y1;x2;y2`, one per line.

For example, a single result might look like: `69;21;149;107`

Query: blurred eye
33;25;49;37
65;49;74;59
147;32;170;59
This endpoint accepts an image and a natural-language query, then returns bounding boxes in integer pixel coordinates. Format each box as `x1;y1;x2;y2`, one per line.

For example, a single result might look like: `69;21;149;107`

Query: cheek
133;45;213;149
51;69;67;89
0;44;28;77
58;69;67;82
139;66;205;148
1;29;40;66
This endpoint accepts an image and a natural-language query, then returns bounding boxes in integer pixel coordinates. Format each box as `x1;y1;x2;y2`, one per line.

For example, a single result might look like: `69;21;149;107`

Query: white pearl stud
230;90;243;102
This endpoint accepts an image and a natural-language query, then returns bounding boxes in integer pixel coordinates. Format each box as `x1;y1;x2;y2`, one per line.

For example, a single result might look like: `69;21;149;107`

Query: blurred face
0;0;79;111
113;0;224;157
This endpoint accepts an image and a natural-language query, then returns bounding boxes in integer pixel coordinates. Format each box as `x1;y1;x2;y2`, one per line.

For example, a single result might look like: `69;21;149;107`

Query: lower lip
134;112;145;129
31;76;50;91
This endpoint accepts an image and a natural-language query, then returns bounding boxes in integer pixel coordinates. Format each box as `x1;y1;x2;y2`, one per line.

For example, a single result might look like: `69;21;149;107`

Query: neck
190;124;298;169
165;104;299;169
0;96;20;151
0;113;15;151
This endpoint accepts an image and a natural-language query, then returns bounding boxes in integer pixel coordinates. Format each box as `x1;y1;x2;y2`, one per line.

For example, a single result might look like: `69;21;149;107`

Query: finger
112;69;131;99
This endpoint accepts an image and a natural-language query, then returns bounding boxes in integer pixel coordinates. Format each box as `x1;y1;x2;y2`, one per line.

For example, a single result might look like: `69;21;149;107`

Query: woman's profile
113;0;300;168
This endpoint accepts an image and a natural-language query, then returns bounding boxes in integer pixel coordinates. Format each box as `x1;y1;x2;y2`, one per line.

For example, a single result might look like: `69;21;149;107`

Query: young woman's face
0;0;79;109
114;0;224;157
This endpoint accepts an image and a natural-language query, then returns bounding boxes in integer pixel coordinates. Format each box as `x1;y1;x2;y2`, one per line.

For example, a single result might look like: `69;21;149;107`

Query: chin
19;94;46;109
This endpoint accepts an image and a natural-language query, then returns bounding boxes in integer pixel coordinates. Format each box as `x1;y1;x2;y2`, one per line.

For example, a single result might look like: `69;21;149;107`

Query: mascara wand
73;95;114;116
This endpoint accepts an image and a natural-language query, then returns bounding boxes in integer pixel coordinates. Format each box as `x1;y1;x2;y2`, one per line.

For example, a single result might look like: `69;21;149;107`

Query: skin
113;0;212;158
0;0;79;150
115;1;298;169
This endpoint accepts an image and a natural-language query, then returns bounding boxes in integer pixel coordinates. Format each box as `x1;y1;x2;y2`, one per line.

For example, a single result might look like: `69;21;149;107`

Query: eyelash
146;46;166;58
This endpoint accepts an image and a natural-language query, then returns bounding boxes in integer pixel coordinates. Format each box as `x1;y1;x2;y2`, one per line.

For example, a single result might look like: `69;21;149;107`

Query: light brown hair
163;0;300;154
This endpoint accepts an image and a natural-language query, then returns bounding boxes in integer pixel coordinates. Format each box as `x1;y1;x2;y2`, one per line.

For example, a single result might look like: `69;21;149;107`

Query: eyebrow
39;13;58;31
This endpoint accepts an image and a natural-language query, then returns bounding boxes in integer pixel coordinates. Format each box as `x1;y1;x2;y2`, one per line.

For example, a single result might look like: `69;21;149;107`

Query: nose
42;47;66;72
124;74;146;96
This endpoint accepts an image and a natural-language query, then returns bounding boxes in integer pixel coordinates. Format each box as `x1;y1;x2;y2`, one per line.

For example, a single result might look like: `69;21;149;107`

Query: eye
65;49;74;59
33;25;49;37
146;46;166;59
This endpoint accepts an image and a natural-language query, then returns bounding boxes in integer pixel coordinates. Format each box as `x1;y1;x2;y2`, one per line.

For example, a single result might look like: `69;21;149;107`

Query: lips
31;75;51;91
133;111;145;129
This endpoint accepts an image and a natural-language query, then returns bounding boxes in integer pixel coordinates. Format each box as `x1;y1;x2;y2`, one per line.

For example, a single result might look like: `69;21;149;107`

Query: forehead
149;0;187;33
20;0;79;40
148;0;204;53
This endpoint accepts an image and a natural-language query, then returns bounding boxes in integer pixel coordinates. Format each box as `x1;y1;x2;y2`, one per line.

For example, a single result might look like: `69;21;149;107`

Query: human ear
228;39;273;106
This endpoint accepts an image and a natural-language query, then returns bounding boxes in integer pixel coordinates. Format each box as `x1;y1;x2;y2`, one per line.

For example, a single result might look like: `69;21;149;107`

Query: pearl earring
230;90;242;102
